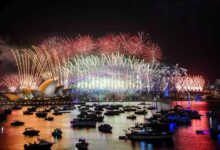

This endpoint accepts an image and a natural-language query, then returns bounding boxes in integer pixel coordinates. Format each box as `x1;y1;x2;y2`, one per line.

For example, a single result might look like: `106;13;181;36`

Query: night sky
0;0;219;82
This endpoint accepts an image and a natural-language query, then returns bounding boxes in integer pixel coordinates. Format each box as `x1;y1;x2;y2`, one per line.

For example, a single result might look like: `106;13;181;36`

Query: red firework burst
38;36;68;59
96;34;121;54
120;32;146;56
141;42;162;62
71;35;96;54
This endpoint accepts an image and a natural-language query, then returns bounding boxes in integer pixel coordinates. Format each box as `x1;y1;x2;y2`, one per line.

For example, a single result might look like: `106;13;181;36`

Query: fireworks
142;42;162;63
38;36;68;59
96;34;120;54
175;75;205;92
2;74;20;92
62;53;164;94
120;32;146;56
0;32;205;98
67;35;96;55
169;64;188;91
11;49;43;90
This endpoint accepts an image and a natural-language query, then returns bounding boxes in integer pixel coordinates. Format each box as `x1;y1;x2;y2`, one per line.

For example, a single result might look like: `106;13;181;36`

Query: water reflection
0;101;219;150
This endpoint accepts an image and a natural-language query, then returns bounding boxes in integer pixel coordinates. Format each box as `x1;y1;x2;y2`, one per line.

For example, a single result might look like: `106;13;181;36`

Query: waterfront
0;101;219;150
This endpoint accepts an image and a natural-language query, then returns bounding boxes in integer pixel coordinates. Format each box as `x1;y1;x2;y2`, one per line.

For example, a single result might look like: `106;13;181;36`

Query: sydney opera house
3;79;70;101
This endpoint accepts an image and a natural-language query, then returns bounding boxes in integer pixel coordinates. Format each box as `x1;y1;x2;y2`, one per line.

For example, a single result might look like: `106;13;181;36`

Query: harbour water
0;101;219;150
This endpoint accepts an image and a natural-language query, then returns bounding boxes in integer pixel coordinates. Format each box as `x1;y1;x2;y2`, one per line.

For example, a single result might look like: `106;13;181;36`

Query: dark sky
0;0;219;82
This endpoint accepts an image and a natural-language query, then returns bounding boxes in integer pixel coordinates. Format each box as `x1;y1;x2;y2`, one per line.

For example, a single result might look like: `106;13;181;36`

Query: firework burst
11;49;43;89
175;75;205;92
70;35;96;54
96;34;121;54
142;42;162;62
2;74;20;92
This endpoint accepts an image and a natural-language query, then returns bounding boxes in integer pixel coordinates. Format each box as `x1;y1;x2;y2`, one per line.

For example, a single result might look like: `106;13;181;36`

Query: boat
4;108;12;114
210;127;220;137
134;110;147;115
36;111;47;118
43;108;51;113
95;110;103;115
23;128;40;136
52;110;62;115
11;120;24;126
45;116;54;121
98;124;112;133
24;138;54;150
78;106;89;111
104;110;119;116
147;106;157;110
27;106;37;112
105;104;122;110
12;105;22;110
59;110;71;113
126;127;174;140
75;138;89;150
0;113;7;121
52;128;62;138
183;109;201;119
71;118;96;128
138;102;151;106
196;130;206;134
206;111;218;118
23;111;33;115
123;106;136;112
167;115;191;125
62;105;76;110
127;114;137;120
86;113;104;122
95;105;104;111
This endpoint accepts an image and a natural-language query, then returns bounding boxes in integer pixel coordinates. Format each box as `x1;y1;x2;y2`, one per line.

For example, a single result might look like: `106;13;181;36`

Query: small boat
126;127;174;140
134;110;147;115
95;111;103;115
59;110;71;113
210;127;220;137
52;110;62;115
23;111;33;115
12;105;22;110
123;106;136;112
95;105;103;111
196;130;206;134
27;107;37;112
11;120;24;126
127;114;137;120
119;135;127;140
147;106;157;110
52;128;62;138
24;138;54;150
168;115;191;125
23;128;40;136
86;113;104;122
36;111;47;118
183;109;201;119
104;110;119;116
75;138;89;150
98;124;112;133
71;118;96;128
4;108;12;114
45;116;54;121
43;108;51;112
62;105;75;110
0;113;7;121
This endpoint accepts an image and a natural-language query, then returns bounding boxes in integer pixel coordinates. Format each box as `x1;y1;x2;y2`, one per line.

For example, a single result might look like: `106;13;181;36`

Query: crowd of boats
1;102;220;149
